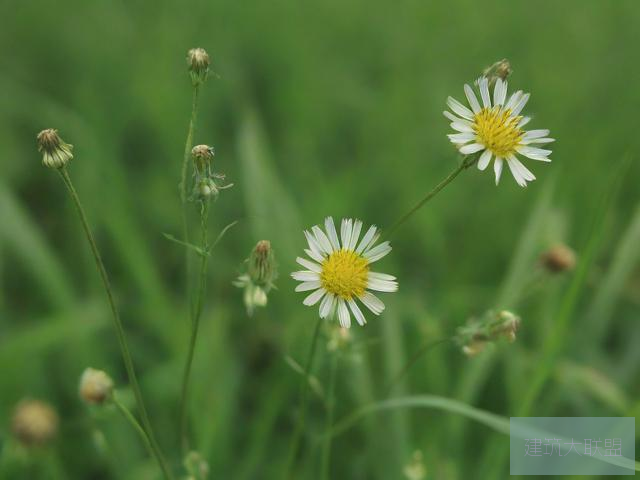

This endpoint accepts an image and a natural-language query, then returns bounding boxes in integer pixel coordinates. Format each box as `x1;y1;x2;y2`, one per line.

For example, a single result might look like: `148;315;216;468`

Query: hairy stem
58;168;173;480
179;199;210;453
285;316;323;478
386;155;476;237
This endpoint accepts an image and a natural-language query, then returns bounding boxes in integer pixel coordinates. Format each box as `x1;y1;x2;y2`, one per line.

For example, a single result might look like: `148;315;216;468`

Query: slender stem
385;338;451;395
57;168;173;480
386;156;476;237
113;392;156;461
285;317;323;479
320;352;339;480
180;86;200;317
179;199;210;454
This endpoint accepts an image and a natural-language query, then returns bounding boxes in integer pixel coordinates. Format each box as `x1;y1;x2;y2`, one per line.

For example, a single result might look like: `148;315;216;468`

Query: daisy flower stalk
445;76;554;187
292;217;398;328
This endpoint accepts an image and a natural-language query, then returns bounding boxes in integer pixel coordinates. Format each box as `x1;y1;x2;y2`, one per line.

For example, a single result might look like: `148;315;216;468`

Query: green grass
1;0;639;478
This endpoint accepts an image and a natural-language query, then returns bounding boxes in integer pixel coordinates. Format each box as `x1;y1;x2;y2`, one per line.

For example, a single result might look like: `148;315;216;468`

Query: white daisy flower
291;217;398;328
445;77;554;187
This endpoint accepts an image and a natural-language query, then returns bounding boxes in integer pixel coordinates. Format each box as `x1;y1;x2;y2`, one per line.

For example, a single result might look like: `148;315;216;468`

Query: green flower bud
12;399;59;447
187;48;210;87
37;129;73;169
79;368;114;405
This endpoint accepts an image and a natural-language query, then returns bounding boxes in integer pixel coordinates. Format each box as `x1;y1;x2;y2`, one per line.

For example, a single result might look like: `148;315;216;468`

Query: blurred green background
1;0;639;478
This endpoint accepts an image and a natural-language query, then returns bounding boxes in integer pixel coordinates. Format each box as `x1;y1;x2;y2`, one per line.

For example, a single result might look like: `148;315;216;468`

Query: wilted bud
11;399;59;447
79;368;114;405
248;240;277;286
482;59;512;88
540;244;576;273
184;450;210;479
187;48;210;87
403;450;427;480
456;309;521;357
495;310;520;343
192;144;215;174
37;129;73;169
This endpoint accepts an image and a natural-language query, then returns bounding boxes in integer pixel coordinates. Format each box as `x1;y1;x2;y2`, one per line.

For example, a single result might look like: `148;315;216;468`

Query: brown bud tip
540;244;576;273
37;128;73;169
191;144;215;161
37;129;61;152
79;368;114;405
255;240;271;255
187;48;211;86
12;399;59;446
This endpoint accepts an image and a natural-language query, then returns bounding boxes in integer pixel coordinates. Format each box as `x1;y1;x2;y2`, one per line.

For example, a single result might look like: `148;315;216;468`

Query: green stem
285;316;323;479
179;199;210;454
385;338;451;395
320;353;339;480
57;168;173;480
113;392;156;462
386;155;476;237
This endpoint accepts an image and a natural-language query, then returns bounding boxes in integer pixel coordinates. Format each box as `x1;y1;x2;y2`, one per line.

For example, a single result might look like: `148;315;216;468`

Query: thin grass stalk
179;199;210;453
57;167;173;480
285;316;323;478
113;392;156;462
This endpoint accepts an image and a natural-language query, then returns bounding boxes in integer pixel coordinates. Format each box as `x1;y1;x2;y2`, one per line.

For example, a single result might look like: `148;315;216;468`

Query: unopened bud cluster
187;48;211;87
11;399;59;447
79;368;114;405
455;310;521;357
482;58;512;88
190;145;233;201
37;129;73;169
234;240;278;315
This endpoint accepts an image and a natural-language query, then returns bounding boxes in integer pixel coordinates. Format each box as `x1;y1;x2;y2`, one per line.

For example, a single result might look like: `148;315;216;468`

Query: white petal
356;225;378;254
304;248;324;263
464;84;481;113
296;281;322;292
478;77;491;108
324;217;340;250
340;218;353;249
337;299;351;328
444;110;463;123
505;90;523;110
446;97;474;120
368;272;396;281
304;230;325;259
494;157;504;185
517;116;531;128
460;143;485;155
312;225;333;255
522;129;550;140
450;121;474;133
523;137;555;145
367;277;398;292
510;155;536;182
477;149;492;170
506;155;534;187
296;257;321;273
516;146;552;161
448;132;475;144
291;271;320;282
511;93;530;116
359;292;385;315
348;220;363;250
303;288;326;305
347;299;367;326
319;293;337;318
493;78;507;106
363;241;392;263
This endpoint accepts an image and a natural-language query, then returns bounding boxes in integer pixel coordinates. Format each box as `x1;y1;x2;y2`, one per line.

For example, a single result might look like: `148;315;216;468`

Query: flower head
11;399;59;447
445;76;554;187
291;217;398;328
234;240;278;316
79;367;114;405
37;128;73;169
189;144;232;200
187;48;210;86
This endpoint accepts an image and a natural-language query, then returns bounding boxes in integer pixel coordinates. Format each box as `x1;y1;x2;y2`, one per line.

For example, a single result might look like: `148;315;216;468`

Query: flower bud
79;368;114;405
540;244;576;273
456;309;521;356
11;399;59;447
482;59;512;88
403;450;427;480
192;144;215;174
37;129;73;169
184;450;210;479
187;48;211;87
495;310;520;343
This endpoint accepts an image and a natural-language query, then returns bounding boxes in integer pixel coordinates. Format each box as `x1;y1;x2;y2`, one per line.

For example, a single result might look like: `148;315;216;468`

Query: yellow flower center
473;107;524;157
320;249;369;300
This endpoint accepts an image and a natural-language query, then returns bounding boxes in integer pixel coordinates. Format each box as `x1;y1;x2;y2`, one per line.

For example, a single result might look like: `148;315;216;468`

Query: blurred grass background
1;0;639;478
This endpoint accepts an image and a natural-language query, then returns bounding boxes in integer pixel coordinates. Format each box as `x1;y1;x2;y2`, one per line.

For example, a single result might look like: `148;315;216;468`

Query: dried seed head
540;244;576;273
37;129;73;169
11;399;59;447
79;368;114;405
192;144;215;173
187;48;210;86
248;240;277;286
482;59;512;88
